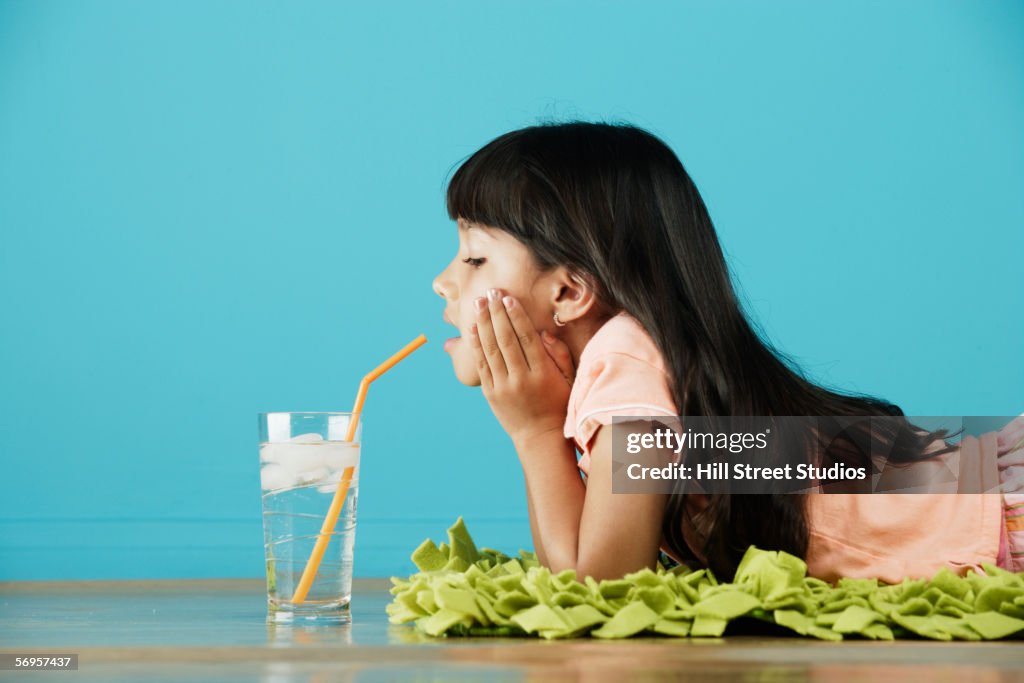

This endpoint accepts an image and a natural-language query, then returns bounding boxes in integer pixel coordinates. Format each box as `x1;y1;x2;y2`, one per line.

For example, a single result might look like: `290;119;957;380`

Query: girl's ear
549;267;600;324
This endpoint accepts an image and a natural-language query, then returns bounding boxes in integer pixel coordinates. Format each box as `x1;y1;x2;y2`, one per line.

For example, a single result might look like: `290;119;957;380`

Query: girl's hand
469;288;576;447
997;412;1024;468
541;329;576;387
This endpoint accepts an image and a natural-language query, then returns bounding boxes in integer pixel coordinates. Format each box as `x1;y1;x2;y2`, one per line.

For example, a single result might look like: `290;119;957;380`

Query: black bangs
445;129;533;242
443;121;633;273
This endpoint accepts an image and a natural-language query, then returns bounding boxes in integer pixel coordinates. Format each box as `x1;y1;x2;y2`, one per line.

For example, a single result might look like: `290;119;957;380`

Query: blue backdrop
1;0;1021;580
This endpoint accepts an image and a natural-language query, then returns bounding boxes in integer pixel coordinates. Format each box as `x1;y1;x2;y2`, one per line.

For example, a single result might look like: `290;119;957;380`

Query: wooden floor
2;578;1023;682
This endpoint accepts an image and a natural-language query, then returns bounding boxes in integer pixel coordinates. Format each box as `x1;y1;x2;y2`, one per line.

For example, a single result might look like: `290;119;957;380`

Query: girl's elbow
574;561;624;583
544;546;613;578
543;551;579;576
573;555;620;583
573;563;604;582
575;551;658;583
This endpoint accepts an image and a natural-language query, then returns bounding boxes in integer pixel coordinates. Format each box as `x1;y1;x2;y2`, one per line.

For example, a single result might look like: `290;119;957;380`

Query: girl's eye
462;257;486;268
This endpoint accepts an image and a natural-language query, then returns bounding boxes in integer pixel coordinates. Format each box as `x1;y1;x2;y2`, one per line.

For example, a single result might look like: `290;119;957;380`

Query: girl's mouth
442;311;462;352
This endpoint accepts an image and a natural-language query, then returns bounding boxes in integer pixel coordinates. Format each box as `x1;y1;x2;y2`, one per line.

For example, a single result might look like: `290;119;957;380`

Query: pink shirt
563;312;677;474
562;311;1003;583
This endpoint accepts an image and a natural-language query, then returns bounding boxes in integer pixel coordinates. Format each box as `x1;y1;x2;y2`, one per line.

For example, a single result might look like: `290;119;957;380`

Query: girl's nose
432;275;450;299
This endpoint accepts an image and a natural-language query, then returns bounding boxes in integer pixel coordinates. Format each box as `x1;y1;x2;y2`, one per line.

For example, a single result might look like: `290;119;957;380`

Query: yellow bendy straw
291;333;428;604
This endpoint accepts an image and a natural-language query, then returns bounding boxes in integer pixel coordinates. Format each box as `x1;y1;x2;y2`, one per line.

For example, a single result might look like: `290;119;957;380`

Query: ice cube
260;463;295;491
261;443;323;472
265;413;292;444
327;415;354;441
320;442;360;470
295;465;329;487
314;464;359;493
260;443;288;463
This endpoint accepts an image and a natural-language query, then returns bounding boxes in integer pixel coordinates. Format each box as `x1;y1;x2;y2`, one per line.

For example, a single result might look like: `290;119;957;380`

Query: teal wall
1;0;1021;579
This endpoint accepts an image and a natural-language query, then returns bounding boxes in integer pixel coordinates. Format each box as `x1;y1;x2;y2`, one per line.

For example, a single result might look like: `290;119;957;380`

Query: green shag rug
386;517;1024;641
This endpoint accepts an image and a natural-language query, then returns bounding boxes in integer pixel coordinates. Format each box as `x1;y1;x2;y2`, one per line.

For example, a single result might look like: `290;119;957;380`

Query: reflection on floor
2;578;1023;682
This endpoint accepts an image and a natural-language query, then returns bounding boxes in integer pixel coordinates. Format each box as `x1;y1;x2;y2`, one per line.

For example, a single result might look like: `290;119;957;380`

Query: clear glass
258;412;362;624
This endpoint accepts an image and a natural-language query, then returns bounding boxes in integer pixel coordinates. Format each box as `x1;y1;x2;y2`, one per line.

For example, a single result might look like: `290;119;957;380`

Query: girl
431;121;1024;583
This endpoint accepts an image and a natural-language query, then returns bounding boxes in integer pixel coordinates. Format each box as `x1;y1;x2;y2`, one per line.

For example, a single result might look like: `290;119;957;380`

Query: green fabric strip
386;517;1024;641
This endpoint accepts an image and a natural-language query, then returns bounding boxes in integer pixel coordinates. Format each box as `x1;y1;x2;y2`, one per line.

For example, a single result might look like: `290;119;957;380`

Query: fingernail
474;297;486;312
541;330;552;343
487;288;500;302
502;296;514;309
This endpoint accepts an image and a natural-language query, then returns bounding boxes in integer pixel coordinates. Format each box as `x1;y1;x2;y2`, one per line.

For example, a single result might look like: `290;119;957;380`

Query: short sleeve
570;352;678;472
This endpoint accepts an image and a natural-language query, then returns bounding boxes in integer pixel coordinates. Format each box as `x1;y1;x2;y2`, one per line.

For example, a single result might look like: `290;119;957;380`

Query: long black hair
445;120;955;579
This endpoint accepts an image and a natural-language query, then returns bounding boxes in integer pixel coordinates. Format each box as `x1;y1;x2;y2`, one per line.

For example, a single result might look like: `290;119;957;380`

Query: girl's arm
524;482;548;566
515;426;666;580
514;429;584;571
468;291;665;580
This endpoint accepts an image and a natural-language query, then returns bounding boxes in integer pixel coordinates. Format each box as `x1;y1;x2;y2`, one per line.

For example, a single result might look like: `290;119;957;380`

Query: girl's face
432;219;556;386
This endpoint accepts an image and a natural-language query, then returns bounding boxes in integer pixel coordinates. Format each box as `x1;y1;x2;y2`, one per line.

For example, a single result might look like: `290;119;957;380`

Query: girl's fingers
499;293;543;372
473;296;508;379
488;291;529;374
996;413;1024;454
467;323;493;389
542;331;576;386
1001;472;1024;494
998;447;1024;469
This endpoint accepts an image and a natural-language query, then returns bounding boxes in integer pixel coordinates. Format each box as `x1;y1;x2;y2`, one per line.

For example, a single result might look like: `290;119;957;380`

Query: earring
553;312;567;327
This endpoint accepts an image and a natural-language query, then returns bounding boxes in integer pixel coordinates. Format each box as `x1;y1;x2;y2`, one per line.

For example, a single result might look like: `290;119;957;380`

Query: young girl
431;121;1024;583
